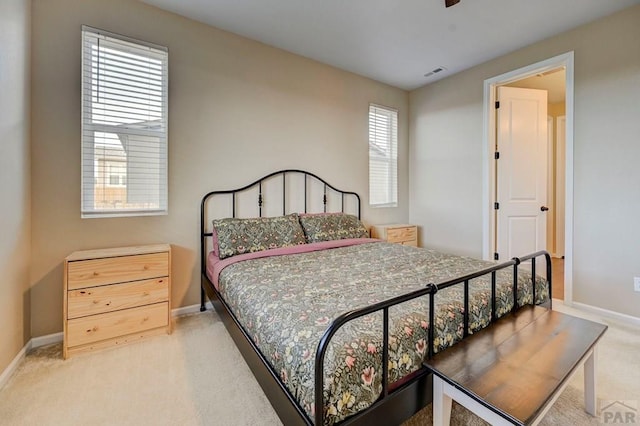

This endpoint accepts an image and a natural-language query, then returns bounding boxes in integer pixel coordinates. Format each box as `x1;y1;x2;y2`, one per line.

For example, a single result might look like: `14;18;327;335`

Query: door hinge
495;101;500;109
494;151;500;160
494;202;500;210
494;252;499;261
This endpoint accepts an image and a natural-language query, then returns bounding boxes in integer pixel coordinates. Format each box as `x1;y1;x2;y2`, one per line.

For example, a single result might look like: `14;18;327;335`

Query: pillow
212;214;306;259
211;226;220;258
298;213;369;243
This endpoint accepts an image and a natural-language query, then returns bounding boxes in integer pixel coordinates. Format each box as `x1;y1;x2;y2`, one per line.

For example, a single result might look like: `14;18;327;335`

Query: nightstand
370;224;418;246
63;244;171;359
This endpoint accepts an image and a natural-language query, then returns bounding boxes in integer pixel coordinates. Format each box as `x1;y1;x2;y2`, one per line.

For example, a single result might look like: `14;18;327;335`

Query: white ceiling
140;0;639;90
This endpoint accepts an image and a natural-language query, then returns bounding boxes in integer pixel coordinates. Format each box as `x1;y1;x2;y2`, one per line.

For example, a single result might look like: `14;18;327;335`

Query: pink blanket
206;238;381;290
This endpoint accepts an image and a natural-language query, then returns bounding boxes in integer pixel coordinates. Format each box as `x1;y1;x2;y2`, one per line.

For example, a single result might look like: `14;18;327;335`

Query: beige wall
30;0;409;336
0;0;31;373
548;102;566;118
409;5;640;317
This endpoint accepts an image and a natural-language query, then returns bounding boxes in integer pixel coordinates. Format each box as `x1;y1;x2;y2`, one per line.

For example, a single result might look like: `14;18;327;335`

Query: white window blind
369;104;398;207
81;26;168;217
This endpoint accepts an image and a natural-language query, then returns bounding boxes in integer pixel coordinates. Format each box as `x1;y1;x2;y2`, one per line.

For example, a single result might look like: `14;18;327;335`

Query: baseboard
1;330;66;390
171;302;213;317
31;332;63;349
568;301;640;327
0;341;30;391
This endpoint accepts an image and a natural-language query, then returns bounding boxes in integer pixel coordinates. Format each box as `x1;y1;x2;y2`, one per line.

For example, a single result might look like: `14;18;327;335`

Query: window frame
81;26;168;218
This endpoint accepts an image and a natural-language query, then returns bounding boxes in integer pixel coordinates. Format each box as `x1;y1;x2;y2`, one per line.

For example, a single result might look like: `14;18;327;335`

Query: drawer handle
143;265;149;270
158;279;163;283
142;316;149;322
93;272;99;276
143;292;150;296
86;326;98;333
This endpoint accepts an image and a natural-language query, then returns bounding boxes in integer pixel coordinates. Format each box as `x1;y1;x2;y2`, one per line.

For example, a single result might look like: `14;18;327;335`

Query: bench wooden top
424;305;608;425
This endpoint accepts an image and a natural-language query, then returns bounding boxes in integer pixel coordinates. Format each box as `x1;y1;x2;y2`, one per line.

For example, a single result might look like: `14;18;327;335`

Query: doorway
504;72;566;258
482;52;574;304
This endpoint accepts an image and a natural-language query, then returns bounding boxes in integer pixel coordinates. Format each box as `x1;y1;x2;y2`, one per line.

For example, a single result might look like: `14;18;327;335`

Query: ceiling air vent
424;66;447;78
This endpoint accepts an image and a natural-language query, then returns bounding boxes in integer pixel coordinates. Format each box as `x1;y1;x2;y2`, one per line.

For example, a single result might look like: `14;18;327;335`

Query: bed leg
200;285;206;312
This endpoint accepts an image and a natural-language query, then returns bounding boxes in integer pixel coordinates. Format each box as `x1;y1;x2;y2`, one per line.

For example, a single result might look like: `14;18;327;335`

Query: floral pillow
298;213;369;243
212;214;306;259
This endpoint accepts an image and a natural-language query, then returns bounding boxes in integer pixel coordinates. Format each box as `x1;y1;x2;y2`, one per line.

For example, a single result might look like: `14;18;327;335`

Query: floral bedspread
217;241;548;425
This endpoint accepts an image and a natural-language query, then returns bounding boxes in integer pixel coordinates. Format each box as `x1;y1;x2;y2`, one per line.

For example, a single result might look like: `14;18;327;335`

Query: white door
495;86;548;261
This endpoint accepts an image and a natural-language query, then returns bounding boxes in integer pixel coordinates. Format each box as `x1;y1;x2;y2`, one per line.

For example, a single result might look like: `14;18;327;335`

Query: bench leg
433;374;513;426
433;375;452;426
584;347;597;416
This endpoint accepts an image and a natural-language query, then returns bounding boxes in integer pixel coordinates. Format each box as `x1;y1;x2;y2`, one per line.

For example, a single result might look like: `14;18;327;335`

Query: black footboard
313;250;552;425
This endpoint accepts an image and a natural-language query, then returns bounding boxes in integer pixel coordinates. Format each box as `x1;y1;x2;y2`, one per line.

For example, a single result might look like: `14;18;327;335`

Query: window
368;104;398;207
81;26;168;217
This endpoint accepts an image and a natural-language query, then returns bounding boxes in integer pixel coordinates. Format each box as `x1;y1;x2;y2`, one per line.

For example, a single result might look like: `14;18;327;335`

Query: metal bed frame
200;169;552;425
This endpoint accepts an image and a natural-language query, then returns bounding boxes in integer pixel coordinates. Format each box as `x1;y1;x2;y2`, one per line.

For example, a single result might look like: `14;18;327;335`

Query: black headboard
200;169;362;273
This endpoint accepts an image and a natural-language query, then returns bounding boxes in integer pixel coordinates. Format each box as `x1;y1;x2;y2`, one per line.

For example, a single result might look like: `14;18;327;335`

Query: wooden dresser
63;244;171;359
370;224;418;246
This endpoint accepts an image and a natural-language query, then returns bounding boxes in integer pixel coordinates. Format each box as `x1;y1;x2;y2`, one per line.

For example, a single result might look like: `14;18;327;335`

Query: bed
200;169;551;426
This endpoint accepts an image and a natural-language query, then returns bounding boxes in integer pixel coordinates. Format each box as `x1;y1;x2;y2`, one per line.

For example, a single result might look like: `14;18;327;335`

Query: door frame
481;51;574;304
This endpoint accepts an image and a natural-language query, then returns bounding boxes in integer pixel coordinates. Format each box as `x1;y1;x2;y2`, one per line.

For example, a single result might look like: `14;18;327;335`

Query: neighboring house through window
369;104;398;207
81;26;168;217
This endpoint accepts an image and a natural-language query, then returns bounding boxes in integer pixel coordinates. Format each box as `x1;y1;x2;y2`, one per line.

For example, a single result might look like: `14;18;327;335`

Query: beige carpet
0;312;280;425
1;303;638;425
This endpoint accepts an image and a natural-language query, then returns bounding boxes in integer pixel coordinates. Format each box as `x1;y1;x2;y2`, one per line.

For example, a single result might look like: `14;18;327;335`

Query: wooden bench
424;305;608;425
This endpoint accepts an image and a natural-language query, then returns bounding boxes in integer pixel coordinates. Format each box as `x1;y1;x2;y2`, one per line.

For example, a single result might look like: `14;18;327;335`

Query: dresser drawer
386;226;417;243
66;302;169;347
67;278;169;319
67;252;169;290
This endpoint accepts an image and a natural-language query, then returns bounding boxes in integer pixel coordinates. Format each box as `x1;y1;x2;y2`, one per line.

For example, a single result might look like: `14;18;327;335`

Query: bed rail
314;250;552;425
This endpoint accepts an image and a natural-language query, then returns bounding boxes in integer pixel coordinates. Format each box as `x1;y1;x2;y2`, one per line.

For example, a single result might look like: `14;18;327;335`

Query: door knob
540;206;549;212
